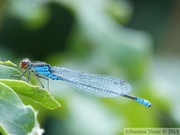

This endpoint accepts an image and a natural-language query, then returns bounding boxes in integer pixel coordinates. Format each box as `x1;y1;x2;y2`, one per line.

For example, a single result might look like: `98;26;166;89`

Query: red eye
20;59;31;69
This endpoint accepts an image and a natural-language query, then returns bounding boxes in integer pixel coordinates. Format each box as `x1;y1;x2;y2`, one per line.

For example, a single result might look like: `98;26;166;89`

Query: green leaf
0;62;61;110
0;64;22;80
0;82;35;134
0;60;17;67
0;79;61;110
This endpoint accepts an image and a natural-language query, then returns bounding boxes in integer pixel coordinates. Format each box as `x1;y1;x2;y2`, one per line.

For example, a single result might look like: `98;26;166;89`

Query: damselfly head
20;58;31;69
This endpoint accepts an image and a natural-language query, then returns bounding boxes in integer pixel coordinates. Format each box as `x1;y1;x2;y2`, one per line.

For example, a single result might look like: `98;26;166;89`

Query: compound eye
20;59;30;69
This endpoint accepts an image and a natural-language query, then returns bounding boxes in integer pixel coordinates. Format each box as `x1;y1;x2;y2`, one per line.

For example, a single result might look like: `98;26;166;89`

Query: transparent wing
51;67;132;97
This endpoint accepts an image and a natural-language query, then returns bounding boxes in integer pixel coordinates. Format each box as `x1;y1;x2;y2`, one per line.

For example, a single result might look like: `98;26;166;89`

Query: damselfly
19;58;152;107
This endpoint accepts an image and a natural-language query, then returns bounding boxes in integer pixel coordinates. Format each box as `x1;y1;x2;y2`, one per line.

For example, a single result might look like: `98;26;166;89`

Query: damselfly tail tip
147;103;153;108
135;97;153;108
122;94;153;108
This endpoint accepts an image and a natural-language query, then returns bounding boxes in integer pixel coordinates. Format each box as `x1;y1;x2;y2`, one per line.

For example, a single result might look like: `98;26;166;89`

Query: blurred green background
0;0;180;135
